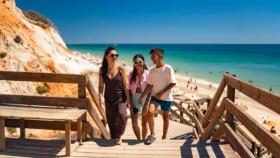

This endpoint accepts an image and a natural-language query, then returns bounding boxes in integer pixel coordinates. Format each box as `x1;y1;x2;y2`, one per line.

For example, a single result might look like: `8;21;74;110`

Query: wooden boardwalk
0;117;238;158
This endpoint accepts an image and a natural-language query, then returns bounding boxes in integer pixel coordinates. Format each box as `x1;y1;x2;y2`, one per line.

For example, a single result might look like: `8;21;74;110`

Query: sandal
144;135;156;145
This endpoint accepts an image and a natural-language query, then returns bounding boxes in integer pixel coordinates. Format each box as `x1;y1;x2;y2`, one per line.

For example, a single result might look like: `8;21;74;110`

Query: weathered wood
0;95;88;108
192;101;204;119
0;71;85;83
5;119;79;131
192;127;199;139
190;114;204;136
170;110;193;126
194;97;211;105
0;105;87;121
224;73;280;115
212;121;225;140
86;75;107;122
65;121;71;156
19;119;25;139
200;98;226;140
172;101;194;119
225;98;280;157
223;123;255;158
78;77;87;99
87;101;110;140
202;78;226;126
0;117;5;151
77;118;82;145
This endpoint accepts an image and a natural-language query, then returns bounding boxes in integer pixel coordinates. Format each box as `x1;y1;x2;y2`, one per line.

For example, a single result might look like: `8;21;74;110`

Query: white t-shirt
147;64;176;101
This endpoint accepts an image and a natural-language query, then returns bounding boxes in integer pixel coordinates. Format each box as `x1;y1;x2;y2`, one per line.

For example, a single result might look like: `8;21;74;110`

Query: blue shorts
150;96;172;111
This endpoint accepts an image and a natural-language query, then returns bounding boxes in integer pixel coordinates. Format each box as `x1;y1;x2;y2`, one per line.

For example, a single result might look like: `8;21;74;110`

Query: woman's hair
130;54;148;84
100;47;117;77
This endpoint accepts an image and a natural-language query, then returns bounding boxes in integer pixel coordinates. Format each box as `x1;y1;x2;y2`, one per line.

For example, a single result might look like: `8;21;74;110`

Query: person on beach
98;47;131;145
128;54;150;140
138;48;176;145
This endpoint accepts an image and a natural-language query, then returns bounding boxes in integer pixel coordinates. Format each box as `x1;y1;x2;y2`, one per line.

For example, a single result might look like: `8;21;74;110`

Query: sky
17;0;280;44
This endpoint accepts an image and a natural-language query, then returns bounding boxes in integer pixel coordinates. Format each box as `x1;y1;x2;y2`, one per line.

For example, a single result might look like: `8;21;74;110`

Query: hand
155;91;164;99
129;103;135;112
138;96;144;104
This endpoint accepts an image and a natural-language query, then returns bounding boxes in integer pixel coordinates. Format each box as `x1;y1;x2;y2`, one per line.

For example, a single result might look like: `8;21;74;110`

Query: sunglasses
110;54;119;58
134;60;144;65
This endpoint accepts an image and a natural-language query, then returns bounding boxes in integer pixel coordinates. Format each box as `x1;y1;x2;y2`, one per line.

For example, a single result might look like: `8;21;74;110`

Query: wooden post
65;121;71;156
226;74;236;130
78;76;87;141
20;119;25;139
77;118;82;145
0;118;5;151
180;111;183;123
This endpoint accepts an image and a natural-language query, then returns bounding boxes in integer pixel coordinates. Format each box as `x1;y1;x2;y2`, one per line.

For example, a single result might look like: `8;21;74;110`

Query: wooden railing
174;72;280;158
0;71;110;140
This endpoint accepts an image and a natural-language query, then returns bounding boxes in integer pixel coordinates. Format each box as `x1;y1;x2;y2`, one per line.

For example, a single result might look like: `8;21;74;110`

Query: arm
138;84;153;104
98;70;105;108
155;83;176;99
120;66;131;107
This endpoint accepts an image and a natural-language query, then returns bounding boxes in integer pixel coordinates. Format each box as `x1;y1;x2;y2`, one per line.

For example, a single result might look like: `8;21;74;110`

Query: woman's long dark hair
100;47;117;77
130;54;148;84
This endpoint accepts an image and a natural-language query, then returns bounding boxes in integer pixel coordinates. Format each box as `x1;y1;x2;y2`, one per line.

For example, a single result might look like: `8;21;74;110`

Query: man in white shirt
139;48;176;145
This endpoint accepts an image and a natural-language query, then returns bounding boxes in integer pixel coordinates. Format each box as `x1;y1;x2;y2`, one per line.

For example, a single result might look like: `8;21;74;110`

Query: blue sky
17;0;280;44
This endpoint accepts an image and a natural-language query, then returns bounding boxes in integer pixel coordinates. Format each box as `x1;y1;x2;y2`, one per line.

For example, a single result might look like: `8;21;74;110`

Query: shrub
23;10;54;28
14;35;23;44
36;83;49;94
0;52;7;58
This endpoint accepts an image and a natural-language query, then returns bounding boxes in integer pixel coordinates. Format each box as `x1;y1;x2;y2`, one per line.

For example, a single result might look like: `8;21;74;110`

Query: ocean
67;44;280;93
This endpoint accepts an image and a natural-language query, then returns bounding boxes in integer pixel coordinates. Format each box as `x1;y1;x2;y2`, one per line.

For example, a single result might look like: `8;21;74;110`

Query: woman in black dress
98;47;131;145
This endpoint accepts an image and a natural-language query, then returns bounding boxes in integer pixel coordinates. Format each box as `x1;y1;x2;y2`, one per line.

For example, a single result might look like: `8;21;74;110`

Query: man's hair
149;48;164;58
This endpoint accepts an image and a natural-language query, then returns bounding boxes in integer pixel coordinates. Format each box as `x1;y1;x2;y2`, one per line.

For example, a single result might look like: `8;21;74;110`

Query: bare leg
148;103;156;136
131;112;141;140
142;113;149;140
162;111;169;139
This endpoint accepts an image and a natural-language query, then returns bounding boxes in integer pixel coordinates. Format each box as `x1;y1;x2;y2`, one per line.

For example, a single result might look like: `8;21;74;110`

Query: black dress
103;70;127;139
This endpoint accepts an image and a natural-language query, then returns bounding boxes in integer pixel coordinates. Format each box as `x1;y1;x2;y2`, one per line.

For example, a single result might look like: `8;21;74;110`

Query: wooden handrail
0;94;88;108
223;123;255;158
192;101;204;120
224;73;280;115
0;71;86;84
201;78;226;126
225;98;280;157
200;98;226;140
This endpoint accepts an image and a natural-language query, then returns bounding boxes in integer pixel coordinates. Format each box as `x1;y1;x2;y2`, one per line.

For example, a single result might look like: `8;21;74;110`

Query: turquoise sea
67;44;280;94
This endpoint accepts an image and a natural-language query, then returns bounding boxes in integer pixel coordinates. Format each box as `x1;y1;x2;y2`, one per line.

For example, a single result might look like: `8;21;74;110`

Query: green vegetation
36;83;49;94
23;10;54;28
0;52;7;58
14;35;23;45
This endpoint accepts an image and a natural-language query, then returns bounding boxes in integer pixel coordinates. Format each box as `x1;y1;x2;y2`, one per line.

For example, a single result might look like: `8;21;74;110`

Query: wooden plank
78;76;86;99
0;106;86;121
192;101;204;119
77;118;82;145
5;119;79;131
225;98;280;157
19;119;25;139
223;123;255;158
172;101;194;119
65;121;71;156
0;95;88;108
212;121;225;140
191;115;204;135
0;117;5;151
202;78;226;126
226;83;235;130
86;75;106;122
170;110;193;126
86;101;110;140
0;71;84;83
224;73;280;115
200;98;226;140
